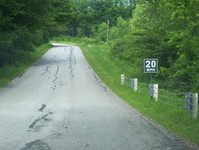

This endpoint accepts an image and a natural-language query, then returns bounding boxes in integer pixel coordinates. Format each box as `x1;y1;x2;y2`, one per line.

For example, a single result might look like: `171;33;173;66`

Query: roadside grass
80;44;199;147
0;43;51;87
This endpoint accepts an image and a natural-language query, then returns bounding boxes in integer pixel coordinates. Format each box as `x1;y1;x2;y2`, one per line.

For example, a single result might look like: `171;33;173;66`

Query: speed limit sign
144;59;158;73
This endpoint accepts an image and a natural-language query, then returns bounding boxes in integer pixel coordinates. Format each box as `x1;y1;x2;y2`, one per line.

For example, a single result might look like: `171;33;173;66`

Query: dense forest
0;0;198;92
108;0;199;93
0;0;73;66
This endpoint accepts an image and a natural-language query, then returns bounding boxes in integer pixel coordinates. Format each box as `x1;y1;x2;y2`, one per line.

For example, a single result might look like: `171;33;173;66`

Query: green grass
0;43;51;87
80;44;199;147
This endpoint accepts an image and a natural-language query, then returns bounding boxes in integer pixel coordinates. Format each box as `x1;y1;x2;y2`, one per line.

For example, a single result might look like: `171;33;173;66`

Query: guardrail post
153;84;158;102
121;74;125;85
130;78;138;91
149;84;158;102
192;93;198;119
186;93;198;119
149;84;153;97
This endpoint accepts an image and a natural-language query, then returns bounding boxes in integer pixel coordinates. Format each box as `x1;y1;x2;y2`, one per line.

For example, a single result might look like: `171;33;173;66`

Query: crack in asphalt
20;139;51;150
52;62;60;83
69;47;75;79
41;66;50;76
29;112;53;129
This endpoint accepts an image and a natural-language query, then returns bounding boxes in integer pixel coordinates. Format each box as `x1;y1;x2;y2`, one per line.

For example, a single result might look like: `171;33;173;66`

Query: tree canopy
0;0;74;66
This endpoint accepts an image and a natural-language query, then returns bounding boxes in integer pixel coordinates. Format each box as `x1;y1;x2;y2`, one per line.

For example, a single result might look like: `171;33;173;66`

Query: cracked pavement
0;44;196;150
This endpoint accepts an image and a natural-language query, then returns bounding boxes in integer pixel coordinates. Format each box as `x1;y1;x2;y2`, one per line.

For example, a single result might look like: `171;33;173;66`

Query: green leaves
108;0;199;92
0;0;74;66
71;0;135;37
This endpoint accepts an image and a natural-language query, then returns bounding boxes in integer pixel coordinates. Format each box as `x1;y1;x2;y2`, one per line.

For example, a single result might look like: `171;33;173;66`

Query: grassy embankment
0;43;51;87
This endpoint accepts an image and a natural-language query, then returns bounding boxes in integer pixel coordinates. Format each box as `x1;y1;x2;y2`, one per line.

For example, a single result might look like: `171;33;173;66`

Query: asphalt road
0;44;196;150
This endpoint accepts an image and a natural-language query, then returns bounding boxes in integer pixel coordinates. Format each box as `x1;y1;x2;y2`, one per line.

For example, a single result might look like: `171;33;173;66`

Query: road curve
0;44;195;150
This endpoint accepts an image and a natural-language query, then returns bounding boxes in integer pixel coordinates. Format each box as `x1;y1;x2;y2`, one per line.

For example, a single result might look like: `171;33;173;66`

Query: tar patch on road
38;104;46;112
29;112;53;129
20;139;51;150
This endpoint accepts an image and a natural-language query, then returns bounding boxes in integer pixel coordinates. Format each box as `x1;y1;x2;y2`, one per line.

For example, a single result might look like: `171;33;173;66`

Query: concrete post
153;84;158;102
130;78;138;91
121;74;125;85
149;84;158;102
191;93;198;119
149;84;153;97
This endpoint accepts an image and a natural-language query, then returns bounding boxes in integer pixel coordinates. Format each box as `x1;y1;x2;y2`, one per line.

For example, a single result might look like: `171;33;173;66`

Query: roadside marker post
121;74;125;85
149;84;159;102
192;93;198;119
130;78;138;91
185;93;198;119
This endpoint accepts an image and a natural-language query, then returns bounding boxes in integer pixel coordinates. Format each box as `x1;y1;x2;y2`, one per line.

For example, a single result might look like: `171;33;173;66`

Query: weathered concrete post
153;84;158;102
149;84;158;102
130;78;138;91
191;93;198;119
185;93;198;119
121;74;125;85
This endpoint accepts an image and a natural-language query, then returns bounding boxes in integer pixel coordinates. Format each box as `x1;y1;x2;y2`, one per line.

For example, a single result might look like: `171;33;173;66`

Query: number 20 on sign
144;59;158;73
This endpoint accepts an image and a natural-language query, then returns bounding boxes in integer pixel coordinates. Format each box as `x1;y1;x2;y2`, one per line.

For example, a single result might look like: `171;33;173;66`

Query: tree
70;0;135;37
0;0;74;66
109;0;199;92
